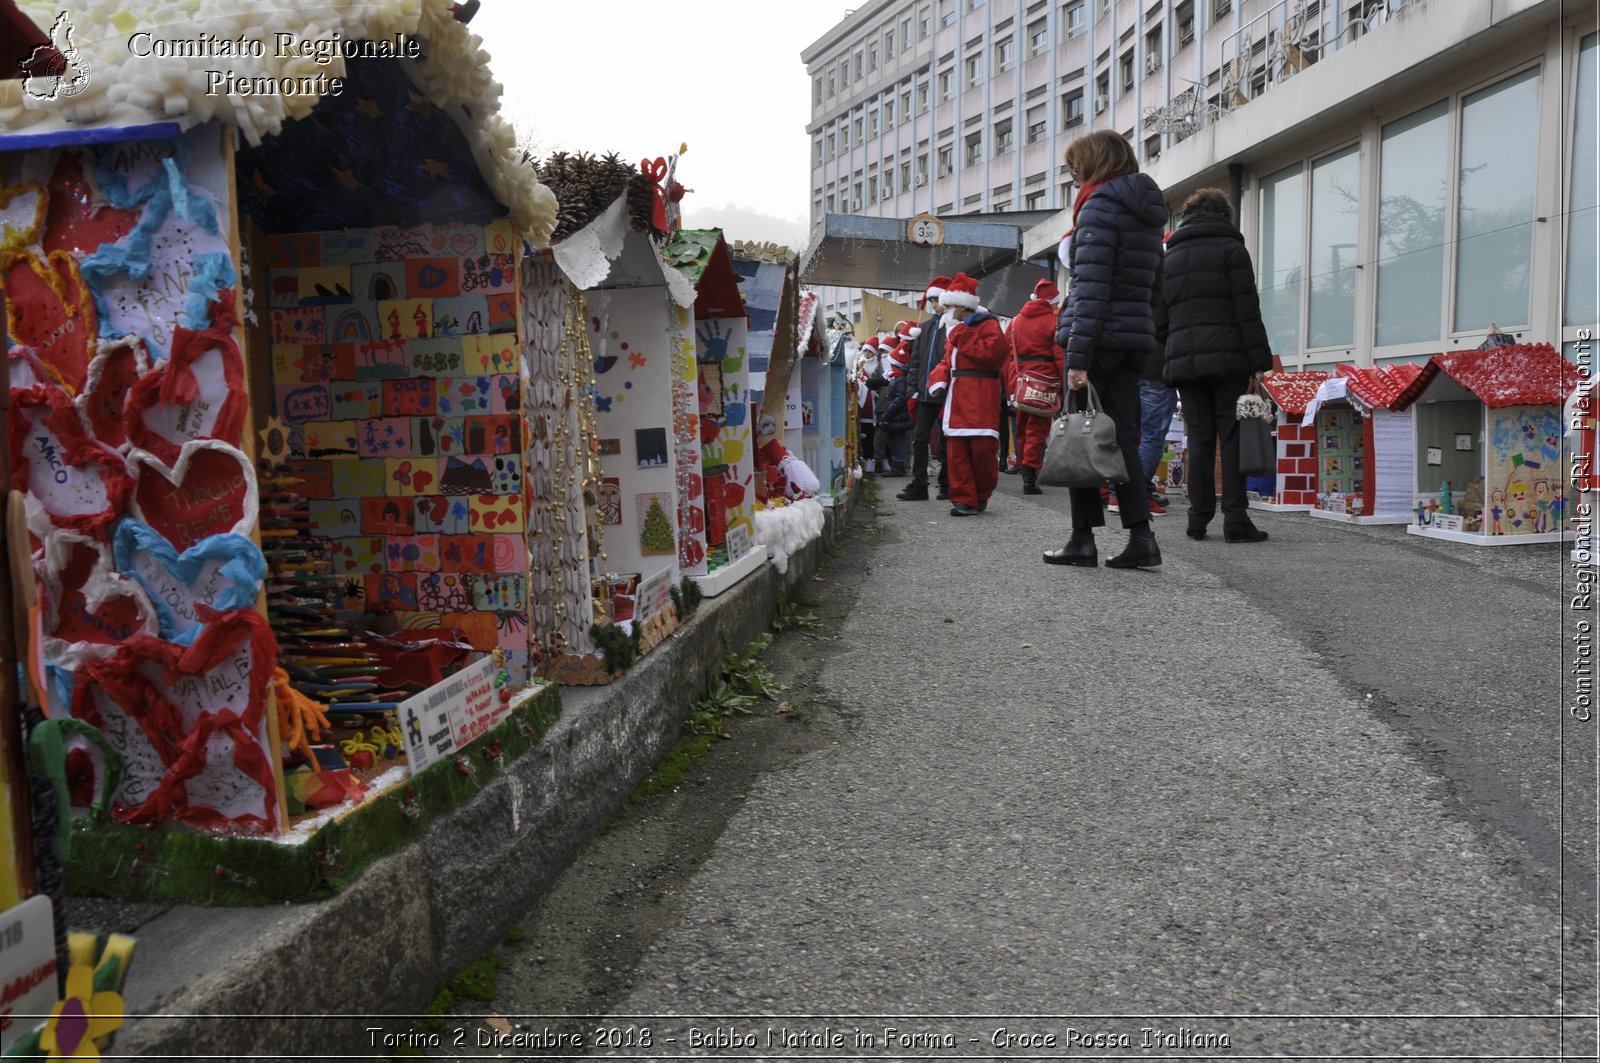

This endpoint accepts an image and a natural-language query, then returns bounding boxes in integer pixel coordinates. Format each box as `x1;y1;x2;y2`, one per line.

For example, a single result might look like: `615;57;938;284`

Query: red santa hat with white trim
893;318;922;342
920;275;953;311
1031;279;1061;304
938;272;981;311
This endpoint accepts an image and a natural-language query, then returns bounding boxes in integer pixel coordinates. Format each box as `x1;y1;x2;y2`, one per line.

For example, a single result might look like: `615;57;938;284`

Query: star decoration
420;159;450;180
355;97;384;119
259;415;290;462
628;352;648;369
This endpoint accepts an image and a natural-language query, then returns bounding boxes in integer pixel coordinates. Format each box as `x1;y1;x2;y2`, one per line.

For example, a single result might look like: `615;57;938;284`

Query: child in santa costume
1003;279;1067;495
855;337;888;472
873;320;919;476
925;273;1006;516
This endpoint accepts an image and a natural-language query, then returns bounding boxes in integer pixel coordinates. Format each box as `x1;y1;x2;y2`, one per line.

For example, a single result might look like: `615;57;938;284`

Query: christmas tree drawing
639;494;675;556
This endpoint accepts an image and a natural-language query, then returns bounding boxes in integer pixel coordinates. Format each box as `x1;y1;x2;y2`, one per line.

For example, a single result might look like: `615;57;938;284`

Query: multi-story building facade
807;0;1595;371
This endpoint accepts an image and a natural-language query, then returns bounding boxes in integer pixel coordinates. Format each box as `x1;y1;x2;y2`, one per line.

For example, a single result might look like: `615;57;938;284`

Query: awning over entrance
799;211;1055;317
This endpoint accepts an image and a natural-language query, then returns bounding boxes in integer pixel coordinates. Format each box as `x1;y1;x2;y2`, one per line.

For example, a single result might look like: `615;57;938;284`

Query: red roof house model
1337;362;1426;411
1259;370;1333;416
1393;343;1580;410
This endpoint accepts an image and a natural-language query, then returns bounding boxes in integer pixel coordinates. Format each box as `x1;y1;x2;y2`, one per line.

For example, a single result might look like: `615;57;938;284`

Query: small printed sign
0;896;58;1042
446;654;507;747
1431;513;1465;533
907;214;945;247
726;523;753;561
397;670;461;774
634;566;674;625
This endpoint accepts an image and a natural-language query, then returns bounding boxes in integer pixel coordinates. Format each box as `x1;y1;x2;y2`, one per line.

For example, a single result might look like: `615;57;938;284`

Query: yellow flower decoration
39;963;123;1062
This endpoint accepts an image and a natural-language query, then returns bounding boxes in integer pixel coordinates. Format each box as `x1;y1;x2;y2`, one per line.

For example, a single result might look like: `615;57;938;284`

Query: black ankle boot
1021;467;1042;495
1043;530;1097;566
1106;522;1161;569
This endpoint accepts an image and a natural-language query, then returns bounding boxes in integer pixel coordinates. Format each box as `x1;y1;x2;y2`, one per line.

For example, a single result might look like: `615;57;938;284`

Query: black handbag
1037;383;1129;488
1236;384;1276;476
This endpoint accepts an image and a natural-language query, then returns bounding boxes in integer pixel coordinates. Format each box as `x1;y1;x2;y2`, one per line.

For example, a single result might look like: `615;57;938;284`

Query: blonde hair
1064;130;1139;186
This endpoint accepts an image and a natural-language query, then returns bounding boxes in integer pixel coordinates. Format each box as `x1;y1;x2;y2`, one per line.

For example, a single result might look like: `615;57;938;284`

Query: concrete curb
112;487;859;1059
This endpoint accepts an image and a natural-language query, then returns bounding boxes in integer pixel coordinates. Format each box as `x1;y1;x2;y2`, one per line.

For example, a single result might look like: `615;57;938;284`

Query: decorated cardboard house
1396;343;1580;546
659;229;762;597
796;290;850;504
1;2;562;893
1298;363;1423;525
1253;370;1333;511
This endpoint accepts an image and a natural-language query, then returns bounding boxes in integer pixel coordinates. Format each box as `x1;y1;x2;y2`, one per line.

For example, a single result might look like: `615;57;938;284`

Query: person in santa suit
873;321;918;476
855;336;889;472
925;273;1006;516
897;276;953;502
1003;278;1066;495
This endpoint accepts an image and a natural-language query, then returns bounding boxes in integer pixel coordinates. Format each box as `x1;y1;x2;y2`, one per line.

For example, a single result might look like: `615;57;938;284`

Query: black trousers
1178;375;1251;531
1068;363;1151;530
860;421;876;462
910;398;947;489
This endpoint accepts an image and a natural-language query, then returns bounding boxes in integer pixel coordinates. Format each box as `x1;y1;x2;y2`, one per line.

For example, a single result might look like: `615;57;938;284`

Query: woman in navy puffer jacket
1045;130;1168;571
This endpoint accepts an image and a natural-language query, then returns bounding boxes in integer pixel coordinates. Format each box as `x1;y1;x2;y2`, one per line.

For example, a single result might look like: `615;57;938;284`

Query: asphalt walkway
597;474;1596;1059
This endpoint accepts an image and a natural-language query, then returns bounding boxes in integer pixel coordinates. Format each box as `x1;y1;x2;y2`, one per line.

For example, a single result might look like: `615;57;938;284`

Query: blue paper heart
113;519;266;640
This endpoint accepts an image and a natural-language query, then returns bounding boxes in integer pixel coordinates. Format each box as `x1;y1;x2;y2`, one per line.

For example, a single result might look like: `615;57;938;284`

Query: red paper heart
41;533;153;648
43;151;140;258
72;608;279;832
128;441;256;552
4;250;97;394
78;337;148;448
124;324;246;462
8;382;132;536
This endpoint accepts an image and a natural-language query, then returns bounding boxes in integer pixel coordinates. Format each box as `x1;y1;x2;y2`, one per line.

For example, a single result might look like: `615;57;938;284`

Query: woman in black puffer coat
1157;188;1274;543
1044;130;1168;571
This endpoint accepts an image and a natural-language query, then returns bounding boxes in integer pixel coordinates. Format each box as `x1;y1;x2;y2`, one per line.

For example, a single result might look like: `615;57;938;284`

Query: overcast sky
474;2;847;250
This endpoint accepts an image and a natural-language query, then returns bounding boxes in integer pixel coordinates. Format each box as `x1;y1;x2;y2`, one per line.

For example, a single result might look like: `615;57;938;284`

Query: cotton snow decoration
752;498;826;575
0;0;557;245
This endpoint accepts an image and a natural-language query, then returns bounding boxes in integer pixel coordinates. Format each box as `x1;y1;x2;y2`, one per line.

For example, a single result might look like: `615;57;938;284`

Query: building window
841;58;850;86
869;109;880;139
940;0;955;26
1455;66;1541;332
826;131;836;159
1308;144;1360;349
1066;1;1085;37
919;151;931;180
1213;0;1232;21
966;53;984;87
1025;190;1046;210
921;8;932;37
995;37;1015;72
1027;102;1047;143
854;180;864;206
901;160;913;190
1119;51;1134;93
826;194;836;211
1376;100;1448;347
994;118;1014;155
903;17;914;48
995;200;1012;212
938;144;954;176
814;77;823;104
854;114;865;142
901;88;912;119
1062;90;1084;127
841;123;850;149
1095;72;1110;110
884;98;896;129
869;44;879;70
886;30;896;60
1568;33;1599;328
828;73;836;96
918;81;931;111
814;137;823;165
1144;134;1160;162
1177;1;1194;47
1145;28;1161;69
1030;18;1049;56
856;50;865;78
965;131;983;166
1259;163;1305;361
969;0;984;9
939;68;955;100
868;174;879;201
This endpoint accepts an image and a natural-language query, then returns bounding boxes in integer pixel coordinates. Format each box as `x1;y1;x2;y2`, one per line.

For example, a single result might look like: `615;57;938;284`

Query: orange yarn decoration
273;668;331;763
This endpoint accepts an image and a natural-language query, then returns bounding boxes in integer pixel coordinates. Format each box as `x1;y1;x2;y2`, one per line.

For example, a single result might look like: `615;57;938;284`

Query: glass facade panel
1376;101;1448;346
1308;145;1360;349
1455;66;1541;332
1567;33;1599;328
1260;163;1305;360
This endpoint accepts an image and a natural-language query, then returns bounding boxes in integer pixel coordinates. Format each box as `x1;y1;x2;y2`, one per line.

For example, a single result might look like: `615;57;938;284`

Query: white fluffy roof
0;0;557;244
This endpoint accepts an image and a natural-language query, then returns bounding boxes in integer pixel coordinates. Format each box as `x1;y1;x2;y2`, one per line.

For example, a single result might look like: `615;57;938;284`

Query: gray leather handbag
1037;382;1129;488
